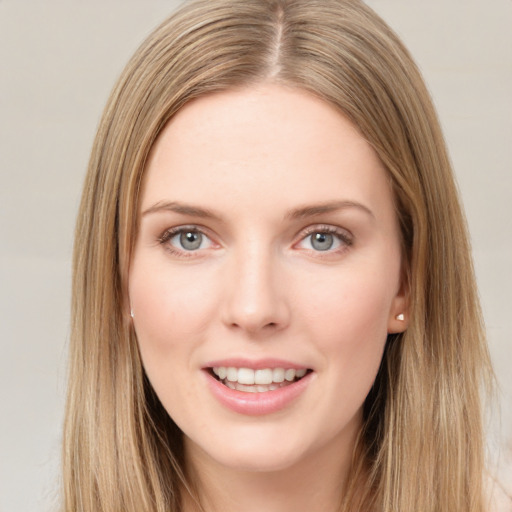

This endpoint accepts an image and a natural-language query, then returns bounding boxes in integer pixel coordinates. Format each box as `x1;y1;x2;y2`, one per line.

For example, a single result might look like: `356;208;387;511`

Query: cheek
130;260;219;349
296;262;394;390
300;263;394;342
128;260;221;420
128;261;224;414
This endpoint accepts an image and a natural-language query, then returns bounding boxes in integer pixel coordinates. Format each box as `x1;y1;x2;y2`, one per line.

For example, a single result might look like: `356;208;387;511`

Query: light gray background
0;2;510;511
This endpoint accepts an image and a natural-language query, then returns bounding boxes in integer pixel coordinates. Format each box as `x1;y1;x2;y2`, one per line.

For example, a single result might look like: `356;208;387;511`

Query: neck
181;427;360;512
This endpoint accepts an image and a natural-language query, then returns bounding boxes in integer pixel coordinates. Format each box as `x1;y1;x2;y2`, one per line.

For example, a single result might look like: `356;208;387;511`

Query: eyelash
157;224;353;258
297;224;353;255
157;225;213;258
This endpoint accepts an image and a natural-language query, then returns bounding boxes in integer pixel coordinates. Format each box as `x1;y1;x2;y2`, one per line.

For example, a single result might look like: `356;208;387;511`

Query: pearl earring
130;309;134;318
396;313;405;321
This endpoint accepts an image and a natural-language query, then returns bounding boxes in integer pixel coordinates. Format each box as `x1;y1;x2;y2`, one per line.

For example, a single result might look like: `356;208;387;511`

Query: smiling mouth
209;366;312;393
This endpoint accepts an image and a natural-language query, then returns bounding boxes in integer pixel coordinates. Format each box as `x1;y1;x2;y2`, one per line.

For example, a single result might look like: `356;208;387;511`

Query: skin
129;84;408;512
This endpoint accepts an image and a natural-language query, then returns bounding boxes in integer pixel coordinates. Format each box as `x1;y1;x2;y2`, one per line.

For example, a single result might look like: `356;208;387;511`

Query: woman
63;0;494;511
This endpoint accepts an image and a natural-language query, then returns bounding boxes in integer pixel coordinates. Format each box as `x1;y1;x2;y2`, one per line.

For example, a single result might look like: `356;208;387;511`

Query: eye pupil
180;231;202;250
311;232;334;251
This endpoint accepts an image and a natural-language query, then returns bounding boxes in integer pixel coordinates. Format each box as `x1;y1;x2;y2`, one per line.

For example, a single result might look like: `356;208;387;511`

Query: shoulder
489;483;512;512
488;461;512;512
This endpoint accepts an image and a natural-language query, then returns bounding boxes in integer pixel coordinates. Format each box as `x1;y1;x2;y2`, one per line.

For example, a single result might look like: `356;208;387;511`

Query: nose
221;244;291;336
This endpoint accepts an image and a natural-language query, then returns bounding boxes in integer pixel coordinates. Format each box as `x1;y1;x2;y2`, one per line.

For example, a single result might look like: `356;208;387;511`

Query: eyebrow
142;201;222;221
286;200;375;221
142;199;375;221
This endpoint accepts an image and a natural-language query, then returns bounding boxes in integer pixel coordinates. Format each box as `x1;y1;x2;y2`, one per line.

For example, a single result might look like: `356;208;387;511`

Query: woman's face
129;84;407;474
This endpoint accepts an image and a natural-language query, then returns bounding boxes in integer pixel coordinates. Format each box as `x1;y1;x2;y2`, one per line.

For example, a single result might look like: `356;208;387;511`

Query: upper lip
203;358;311;370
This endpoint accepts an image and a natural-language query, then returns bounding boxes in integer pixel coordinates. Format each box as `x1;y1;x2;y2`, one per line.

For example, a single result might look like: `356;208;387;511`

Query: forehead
141;84;392;221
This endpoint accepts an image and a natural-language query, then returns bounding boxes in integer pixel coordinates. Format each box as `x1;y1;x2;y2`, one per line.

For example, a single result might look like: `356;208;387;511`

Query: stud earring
130;309;134;318
396;313;405;321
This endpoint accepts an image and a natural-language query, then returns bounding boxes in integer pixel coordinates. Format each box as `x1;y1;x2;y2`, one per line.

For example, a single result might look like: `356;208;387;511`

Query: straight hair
63;1;494;510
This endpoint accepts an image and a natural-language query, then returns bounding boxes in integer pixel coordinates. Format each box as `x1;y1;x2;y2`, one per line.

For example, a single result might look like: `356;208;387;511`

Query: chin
202;444;308;474
184;420;347;476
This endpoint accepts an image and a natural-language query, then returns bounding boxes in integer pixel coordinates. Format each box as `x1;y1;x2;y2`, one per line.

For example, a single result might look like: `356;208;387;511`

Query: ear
387;278;409;334
122;306;135;328
121;288;135;325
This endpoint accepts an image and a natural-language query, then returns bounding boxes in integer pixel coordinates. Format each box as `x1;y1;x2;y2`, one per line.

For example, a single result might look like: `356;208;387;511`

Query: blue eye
160;227;213;253
177;230;203;250
310;232;335;251
297;226;352;253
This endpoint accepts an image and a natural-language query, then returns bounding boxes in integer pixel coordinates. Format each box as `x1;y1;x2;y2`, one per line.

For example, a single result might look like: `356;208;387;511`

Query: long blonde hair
64;1;493;510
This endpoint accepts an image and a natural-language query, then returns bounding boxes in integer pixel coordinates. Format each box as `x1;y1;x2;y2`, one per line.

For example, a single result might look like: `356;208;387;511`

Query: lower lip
204;371;313;416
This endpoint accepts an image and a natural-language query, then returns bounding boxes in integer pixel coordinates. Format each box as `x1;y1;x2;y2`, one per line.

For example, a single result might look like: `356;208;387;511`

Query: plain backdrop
0;1;511;511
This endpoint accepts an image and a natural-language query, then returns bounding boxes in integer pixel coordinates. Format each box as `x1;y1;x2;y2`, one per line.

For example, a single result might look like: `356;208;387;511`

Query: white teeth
233;381;293;393
212;366;308;386
284;369;296;381
236;383;258;393
238;368;255;385
226;367;238;382
272;368;285;383
255;368;273;385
